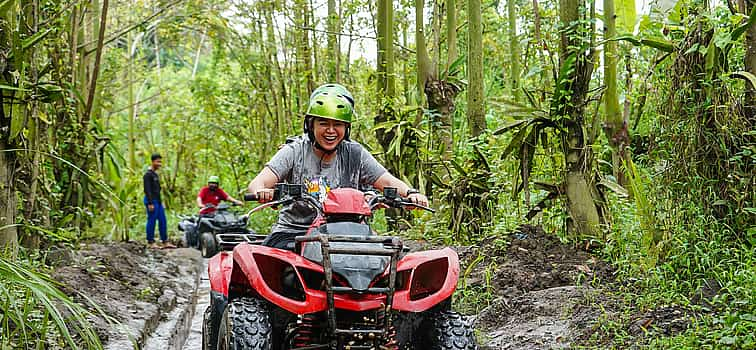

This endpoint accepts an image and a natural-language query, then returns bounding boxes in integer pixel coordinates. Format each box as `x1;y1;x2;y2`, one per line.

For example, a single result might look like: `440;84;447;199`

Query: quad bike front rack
295;234;404;349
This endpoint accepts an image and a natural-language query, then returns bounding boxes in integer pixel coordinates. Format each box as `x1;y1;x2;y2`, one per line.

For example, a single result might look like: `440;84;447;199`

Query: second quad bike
178;202;265;258
202;184;476;349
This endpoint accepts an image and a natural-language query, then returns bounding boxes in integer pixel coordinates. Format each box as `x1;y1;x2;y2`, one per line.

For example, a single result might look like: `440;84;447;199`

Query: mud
51;242;201;349
462;225;701;349
462;225;614;296
182;261;211;350
462;225;610;349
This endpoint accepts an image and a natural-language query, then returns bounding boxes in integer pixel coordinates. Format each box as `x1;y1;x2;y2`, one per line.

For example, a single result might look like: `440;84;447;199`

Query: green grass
0;256;105;349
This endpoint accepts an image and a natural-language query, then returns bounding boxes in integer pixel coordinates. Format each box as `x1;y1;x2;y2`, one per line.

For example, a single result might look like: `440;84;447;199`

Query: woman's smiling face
312;117;347;151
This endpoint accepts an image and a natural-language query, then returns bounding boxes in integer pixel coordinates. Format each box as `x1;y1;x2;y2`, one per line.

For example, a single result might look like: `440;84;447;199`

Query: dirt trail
182;260;210;350
50;242;202;349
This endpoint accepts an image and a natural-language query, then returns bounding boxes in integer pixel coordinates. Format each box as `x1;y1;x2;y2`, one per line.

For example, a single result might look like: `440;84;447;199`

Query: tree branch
83;0;109;123
78;0;182;55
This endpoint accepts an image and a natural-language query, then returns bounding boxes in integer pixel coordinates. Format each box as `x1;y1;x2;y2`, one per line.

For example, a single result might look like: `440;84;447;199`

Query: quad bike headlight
252;254;306;301
409;257;449;301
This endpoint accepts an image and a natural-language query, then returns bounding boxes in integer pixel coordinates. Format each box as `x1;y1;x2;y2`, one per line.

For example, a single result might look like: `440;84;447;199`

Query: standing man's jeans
144;197;167;242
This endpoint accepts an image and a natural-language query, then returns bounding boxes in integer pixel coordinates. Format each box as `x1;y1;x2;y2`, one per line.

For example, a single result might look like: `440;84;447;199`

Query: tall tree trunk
746;0;756;118
417;0;459;160
416;0;431;103
557;0;603;238
127;28;136;170
0;140;17;257
386;0;395;97
533;0;549;101
84;0;108;122
309;0;318;88
446;0;458;69
508;0;521;100
468;0;486;137
602;0;630;186
264;3;283;139
21;0;42;249
327;0;339;81
345;13;354;80
432;0;441;71
376;0;395;144
403;26;411;103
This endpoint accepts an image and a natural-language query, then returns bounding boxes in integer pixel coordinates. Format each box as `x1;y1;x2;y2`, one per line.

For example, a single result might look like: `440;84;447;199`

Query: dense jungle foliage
1;0;754;348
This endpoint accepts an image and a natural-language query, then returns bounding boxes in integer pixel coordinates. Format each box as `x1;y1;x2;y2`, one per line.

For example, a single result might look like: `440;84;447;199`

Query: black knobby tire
203;305;219;350
422;311;477;350
187;227;198;247
201;232;217;258
217;297;272;350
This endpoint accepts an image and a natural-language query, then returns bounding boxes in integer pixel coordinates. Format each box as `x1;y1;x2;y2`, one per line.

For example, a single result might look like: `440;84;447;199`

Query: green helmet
305;94;353;124
207;175;220;184
309;83;354;107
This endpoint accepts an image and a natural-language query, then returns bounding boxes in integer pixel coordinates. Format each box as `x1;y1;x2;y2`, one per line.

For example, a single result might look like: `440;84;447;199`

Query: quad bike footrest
333;328;386;335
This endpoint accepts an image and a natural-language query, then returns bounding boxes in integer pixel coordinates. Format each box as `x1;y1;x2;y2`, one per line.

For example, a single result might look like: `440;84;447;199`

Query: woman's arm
373;173;429;207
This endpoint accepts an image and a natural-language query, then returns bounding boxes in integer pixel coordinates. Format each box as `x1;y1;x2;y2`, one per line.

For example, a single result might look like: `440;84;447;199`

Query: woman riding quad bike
204;185;476;350
200;84;474;349
247;84;429;250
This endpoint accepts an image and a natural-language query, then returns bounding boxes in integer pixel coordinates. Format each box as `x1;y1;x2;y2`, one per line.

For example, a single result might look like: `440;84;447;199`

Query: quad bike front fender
229;243;329;315
391;248;460;313
208;252;235;296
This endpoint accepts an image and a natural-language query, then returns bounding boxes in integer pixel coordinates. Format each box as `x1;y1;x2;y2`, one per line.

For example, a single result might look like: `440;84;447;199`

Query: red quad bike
202;184;476;350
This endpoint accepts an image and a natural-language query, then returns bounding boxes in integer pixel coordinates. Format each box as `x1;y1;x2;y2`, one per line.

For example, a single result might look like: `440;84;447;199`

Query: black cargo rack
295;234;404;349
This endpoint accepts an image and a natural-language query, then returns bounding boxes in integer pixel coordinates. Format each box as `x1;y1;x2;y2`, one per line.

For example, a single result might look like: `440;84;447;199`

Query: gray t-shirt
266;137;387;233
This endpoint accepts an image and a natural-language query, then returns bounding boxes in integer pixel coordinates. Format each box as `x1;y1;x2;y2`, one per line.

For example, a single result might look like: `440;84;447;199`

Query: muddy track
181;260;210;350
55;226;692;349
51;243;203;350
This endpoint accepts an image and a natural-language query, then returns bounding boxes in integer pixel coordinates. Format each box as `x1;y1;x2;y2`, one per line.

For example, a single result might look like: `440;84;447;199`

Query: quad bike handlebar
242;184;435;215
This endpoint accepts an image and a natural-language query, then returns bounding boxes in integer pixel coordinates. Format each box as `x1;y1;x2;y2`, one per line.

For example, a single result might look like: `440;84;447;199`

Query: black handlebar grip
243;193;259;202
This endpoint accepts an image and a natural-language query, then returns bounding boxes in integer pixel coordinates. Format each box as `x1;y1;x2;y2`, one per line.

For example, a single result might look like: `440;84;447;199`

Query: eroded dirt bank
50;242;202;349
458;225;698;349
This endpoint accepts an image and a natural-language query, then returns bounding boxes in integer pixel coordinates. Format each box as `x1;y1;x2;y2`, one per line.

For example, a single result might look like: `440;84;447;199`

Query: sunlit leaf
500;125;530;160
493;119;530;135
0;0;15;15
21;27;55;50
731;71;756;90
598;178;629;197
0;84;29;92
731;6;756;41
616;0;637;33
450;160;468;176
609;35;675;52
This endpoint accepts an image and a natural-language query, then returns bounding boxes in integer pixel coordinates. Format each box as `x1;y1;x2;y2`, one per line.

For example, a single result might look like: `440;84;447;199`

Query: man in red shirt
197;176;243;215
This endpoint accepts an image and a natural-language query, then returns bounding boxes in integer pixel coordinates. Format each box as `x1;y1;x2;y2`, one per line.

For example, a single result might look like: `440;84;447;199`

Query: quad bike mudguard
208;242;460;315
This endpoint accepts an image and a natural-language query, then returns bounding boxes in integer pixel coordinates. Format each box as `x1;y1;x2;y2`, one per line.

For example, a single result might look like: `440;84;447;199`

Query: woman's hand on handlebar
407;192;429;209
256;189;275;203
